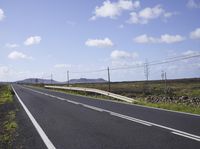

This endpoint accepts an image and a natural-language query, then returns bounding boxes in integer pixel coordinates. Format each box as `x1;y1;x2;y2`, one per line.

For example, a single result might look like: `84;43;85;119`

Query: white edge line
11;85;56;149
172;132;200;142
23;86;200;142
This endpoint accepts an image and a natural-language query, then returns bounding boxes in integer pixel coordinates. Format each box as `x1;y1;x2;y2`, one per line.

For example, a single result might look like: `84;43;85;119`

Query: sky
0;0;200;82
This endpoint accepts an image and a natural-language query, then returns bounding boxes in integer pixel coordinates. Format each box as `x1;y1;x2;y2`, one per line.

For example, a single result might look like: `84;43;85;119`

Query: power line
150;54;200;66
67;53;200;74
110;53;200;71
148;53;199;65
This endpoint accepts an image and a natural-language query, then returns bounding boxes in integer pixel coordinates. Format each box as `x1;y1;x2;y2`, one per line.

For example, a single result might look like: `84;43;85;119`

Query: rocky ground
145;96;200;106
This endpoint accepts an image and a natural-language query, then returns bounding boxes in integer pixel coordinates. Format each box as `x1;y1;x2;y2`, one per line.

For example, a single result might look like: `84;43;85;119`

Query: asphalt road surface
12;84;200;149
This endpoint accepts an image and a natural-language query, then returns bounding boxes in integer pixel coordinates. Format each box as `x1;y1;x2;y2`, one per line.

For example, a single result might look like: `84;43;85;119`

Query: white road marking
22;86;200;142
12;85;56;149
172;132;200;142
42;85;200;117
24;87;152;126
109;112;152;126
82;104;104;112
67;100;80;105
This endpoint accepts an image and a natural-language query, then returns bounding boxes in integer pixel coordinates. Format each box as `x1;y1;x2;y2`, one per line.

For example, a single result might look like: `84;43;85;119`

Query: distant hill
16;78;60;84
15;78;107;84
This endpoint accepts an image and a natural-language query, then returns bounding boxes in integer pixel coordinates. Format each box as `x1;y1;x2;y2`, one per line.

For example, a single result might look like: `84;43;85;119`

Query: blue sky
0;0;200;82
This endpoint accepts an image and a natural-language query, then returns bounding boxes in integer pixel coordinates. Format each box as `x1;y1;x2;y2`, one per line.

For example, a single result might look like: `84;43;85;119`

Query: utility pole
107;67;111;92
144;59;149;81
161;70;164;80
51;73;53;85
67;70;69;87
164;72;167;94
144;59;149;93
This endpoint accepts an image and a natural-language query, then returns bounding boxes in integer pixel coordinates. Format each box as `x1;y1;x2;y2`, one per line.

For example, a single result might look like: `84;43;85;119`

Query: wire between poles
67;54;200;74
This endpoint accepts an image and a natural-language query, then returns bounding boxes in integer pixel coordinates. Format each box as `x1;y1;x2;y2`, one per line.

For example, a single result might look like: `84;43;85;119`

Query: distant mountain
15;78;107;84
16;78;60;84
69;78;107;84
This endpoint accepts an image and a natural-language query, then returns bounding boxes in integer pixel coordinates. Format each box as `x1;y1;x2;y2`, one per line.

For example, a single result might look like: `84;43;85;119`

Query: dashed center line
22;86;200;142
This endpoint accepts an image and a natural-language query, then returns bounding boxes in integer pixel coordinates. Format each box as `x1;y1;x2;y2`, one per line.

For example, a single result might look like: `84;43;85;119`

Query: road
12;84;200;149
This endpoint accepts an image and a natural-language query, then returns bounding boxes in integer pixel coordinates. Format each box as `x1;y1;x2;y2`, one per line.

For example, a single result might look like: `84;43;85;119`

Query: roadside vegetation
0;84;18;149
133;100;200;115
72;79;200;114
30;78;200;115
71;78;200;98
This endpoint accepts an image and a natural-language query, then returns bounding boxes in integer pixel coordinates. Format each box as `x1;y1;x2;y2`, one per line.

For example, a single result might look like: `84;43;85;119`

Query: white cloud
24;36;42;46
5;43;19;48
54;64;71;68
163;12;177;18
111;60;143;68
0;66;10;77
111;50;138;60
0;66;48;82
110;50;142;73
0;8;5;21
91;0;140;20
85;38;114;47
133;34;158;43
183;50;199;56
138;5;164;19
133;34;185;44
160;34;185;43
8;51;32;60
187;0;200;8
128;5;176;24
190;28;200;39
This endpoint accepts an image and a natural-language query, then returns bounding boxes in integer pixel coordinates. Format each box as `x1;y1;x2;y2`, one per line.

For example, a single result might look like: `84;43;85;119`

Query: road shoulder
13;95;47;149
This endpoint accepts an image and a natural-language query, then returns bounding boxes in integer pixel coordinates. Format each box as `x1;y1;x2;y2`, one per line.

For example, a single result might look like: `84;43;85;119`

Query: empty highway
12;84;200;149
